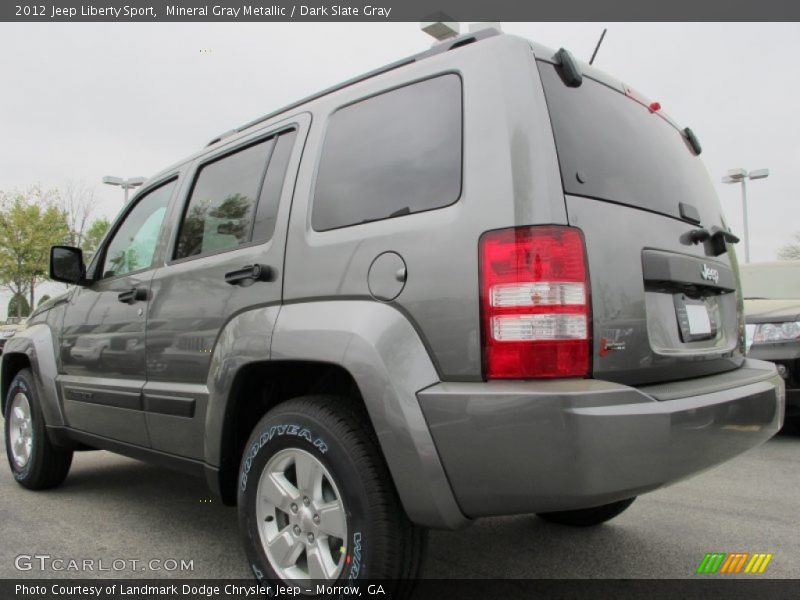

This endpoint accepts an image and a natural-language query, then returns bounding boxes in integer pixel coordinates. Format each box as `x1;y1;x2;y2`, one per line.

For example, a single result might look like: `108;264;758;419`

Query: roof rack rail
205;27;501;147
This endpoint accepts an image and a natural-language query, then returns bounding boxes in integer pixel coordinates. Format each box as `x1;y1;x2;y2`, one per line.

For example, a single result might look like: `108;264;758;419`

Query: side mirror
50;246;87;285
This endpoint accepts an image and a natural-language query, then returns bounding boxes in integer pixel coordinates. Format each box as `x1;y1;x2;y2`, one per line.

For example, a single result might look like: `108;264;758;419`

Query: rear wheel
238;395;427;587
536;497;636;527
4;369;73;489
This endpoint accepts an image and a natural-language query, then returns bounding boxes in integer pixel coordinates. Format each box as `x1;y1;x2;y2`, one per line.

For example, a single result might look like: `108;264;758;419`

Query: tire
4;369;73;489
536;497;636;527
238;395;427;588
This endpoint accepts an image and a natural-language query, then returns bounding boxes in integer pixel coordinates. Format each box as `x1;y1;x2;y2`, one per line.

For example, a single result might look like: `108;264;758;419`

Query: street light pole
721;168;769;263
102;175;147;205
740;177;749;263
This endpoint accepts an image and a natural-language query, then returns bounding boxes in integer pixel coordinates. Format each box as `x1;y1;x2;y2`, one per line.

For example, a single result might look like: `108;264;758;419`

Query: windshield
740;263;800;299
537;62;722;225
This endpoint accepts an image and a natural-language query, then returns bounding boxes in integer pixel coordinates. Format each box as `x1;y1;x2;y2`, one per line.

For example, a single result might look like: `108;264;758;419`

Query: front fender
1;323;65;427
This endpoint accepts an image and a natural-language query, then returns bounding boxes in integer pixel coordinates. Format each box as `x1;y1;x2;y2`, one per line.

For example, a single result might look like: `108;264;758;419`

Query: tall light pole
102;175;146;204
721;168;769;263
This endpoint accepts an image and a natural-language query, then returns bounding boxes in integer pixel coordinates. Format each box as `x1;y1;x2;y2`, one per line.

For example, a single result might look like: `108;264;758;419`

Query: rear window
312;74;462;231
538;62;719;223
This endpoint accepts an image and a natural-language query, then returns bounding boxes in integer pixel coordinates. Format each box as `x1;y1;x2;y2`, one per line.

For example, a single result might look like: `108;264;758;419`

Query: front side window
102;179;176;278
312;74;463;231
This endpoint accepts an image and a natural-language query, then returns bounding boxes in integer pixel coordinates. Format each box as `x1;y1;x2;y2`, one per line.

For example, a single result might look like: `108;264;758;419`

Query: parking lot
0;426;798;579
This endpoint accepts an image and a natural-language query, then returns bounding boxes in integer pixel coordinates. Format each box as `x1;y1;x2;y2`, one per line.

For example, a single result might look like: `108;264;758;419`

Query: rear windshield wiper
388;206;411;218
687;226;739;256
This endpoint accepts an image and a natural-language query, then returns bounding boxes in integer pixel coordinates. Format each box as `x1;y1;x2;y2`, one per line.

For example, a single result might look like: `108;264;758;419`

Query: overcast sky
0;22;798;312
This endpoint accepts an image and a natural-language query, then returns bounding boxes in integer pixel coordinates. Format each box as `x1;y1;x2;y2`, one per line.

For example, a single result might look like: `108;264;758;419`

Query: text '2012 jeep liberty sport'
2;29;785;585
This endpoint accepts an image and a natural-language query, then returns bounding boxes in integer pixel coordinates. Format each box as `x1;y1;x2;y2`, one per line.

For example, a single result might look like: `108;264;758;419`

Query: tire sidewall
4;371;42;483
238;406;372;584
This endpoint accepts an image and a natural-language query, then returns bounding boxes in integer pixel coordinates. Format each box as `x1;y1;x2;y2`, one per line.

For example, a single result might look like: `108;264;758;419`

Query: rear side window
537;62;719;223
312;74;462;231
174;130;296;260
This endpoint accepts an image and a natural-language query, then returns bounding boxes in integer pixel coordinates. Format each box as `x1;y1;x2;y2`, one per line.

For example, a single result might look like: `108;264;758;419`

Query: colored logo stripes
696;552;773;574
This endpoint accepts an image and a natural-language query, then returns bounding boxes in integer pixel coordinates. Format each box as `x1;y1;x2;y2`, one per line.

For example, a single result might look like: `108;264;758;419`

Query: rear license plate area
674;294;718;342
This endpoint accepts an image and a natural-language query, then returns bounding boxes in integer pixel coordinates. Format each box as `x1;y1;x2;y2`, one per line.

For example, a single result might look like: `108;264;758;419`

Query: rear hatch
536;57;744;386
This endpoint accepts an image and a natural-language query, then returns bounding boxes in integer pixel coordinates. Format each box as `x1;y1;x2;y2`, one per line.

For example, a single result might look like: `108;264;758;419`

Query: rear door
144;116;307;459
537;60;743;385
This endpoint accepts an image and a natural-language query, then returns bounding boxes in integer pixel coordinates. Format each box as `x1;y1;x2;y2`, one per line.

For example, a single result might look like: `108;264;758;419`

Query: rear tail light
479;226;591;379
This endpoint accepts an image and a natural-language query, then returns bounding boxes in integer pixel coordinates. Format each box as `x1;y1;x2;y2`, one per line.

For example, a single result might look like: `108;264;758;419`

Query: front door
144;117;307;459
59;178;178;446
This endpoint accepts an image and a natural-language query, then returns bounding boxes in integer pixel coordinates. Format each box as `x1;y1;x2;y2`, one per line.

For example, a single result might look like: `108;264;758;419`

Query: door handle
117;287;149;304
224;264;275;286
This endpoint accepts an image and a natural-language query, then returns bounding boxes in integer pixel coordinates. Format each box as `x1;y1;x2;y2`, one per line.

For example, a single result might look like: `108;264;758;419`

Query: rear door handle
117;287;149;304
224;264;275;286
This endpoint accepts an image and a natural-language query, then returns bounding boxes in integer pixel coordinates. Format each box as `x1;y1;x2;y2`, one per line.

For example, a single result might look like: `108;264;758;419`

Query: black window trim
310;70;465;233
89;174;180;283
250;129;300;245
167;124;298;266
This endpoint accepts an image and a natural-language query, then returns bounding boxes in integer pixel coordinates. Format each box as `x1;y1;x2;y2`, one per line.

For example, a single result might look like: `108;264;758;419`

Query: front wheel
4;369;73;489
237;396;427;586
536;497;636;527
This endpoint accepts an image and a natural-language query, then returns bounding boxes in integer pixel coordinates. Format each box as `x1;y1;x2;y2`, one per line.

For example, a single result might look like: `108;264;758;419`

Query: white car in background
741;261;800;431
0;317;26;354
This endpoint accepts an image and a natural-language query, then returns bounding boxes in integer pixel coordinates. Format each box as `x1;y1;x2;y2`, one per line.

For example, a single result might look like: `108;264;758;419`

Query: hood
29;291;70;318
744;299;800;324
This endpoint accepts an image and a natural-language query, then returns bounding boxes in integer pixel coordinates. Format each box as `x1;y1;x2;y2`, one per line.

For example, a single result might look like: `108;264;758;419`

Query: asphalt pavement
1;425;798;579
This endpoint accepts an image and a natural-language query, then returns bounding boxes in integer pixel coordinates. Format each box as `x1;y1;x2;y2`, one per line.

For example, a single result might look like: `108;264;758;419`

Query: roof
205;27;503;147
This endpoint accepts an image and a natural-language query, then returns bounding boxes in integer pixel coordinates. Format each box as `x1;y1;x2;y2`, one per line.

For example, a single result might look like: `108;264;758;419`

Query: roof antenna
589;28;607;65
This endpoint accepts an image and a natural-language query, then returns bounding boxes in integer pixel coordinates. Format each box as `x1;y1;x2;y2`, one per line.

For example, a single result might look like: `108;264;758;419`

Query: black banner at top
3;0;800;22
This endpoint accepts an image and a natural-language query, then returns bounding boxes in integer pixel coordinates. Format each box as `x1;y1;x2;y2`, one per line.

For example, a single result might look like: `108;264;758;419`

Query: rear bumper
418;359;784;518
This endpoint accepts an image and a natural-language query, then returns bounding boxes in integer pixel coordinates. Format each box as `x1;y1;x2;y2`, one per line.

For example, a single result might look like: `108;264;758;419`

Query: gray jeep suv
2;30;785;584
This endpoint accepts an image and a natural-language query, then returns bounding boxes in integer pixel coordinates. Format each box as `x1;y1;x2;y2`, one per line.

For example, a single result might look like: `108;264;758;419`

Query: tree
0;187;70;314
38;294;52;307
8;293;30;318
59;180;98;248
84;217;111;254
778;232;800;260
